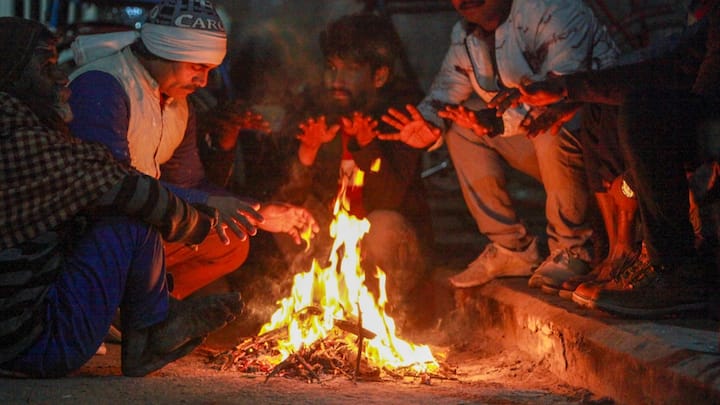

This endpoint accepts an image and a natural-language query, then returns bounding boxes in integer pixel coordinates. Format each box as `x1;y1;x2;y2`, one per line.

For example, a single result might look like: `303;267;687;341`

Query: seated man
67;0;317;299
0;17;243;378
491;0;719;317
274;13;433;321
381;0;618;292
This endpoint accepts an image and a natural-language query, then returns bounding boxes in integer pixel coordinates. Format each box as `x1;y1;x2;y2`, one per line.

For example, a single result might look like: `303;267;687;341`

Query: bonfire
208;176;450;383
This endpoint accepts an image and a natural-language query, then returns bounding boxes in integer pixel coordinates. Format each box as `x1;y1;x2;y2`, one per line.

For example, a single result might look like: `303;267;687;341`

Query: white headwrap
141;23;226;65
139;0;228;65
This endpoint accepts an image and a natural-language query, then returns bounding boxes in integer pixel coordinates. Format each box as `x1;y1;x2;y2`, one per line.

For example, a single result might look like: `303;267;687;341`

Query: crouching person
0;17;246;378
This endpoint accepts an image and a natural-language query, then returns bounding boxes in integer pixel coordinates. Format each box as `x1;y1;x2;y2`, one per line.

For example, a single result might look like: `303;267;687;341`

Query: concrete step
444;278;720;405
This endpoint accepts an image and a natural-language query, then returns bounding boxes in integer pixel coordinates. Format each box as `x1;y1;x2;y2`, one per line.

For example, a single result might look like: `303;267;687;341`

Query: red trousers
164;231;249;299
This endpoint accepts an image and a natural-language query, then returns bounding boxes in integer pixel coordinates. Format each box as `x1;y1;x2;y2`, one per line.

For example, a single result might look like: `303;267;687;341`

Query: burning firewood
206;184;453;383
206;325;456;384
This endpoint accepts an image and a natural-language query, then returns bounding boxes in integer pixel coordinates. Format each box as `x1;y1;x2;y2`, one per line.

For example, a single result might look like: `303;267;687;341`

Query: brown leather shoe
561;251;639;293
572;250;650;309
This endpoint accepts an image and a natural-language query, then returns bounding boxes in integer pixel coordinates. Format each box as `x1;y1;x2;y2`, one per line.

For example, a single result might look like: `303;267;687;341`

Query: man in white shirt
382;0;619;291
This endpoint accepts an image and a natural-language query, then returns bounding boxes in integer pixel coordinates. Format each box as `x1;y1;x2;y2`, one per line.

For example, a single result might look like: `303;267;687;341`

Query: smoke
223;1;363;106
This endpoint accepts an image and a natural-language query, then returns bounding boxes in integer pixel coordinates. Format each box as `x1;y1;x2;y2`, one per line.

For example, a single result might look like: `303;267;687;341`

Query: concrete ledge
448;279;720;405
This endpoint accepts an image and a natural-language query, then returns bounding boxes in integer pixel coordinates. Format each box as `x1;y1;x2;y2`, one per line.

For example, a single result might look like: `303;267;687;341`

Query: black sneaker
579;262;709;318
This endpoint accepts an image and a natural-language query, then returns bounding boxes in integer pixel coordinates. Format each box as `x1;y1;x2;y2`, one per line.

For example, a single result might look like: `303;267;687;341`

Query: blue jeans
3;216;169;377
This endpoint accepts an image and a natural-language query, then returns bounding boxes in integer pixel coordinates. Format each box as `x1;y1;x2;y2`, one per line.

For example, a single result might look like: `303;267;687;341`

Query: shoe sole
540;283;579;299
123;336;205;377
572;291;709;318
557;288;574;300
527;274;545;289
540;284;560;295
593;300;709;319
571;291;596;309
449;273;532;288
448;278;492;288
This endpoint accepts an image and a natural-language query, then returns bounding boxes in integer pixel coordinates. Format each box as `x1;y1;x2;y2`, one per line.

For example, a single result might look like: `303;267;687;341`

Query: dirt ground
0;330;605;405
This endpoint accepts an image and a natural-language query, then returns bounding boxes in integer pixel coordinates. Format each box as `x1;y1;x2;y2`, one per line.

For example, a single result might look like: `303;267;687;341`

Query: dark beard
323;90;370;117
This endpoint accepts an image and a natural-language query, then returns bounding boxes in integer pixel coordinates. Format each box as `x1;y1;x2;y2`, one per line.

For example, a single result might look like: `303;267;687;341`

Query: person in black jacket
274;13;433;322
0;17;245;378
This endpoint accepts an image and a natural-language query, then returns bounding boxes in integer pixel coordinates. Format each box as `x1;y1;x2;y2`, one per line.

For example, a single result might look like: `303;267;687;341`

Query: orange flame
259;181;438;373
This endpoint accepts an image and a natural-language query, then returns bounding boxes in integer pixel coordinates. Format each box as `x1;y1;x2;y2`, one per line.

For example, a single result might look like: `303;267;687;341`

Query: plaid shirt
0;92;216;365
0;92;126;249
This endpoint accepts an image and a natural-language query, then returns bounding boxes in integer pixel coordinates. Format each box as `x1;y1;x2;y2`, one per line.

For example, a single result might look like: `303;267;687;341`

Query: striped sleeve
96;172;216;244
0;233;61;363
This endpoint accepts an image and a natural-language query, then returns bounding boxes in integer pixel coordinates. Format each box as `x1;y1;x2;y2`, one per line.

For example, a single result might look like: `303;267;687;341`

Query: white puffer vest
70;47;188;178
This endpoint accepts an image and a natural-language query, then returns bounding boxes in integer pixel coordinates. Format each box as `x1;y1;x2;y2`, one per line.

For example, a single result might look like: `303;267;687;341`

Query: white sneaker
528;249;590;292
449;238;542;288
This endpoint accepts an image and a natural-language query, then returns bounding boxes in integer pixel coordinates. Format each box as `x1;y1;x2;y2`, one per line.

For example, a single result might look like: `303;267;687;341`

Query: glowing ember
258;180;438;374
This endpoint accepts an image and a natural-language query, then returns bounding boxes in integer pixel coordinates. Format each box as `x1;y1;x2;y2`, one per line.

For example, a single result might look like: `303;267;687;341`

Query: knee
363;212;426;315
366;211;412;244
364;211;425;277
367;210;405;225
73;215;162;255
212;232;251;271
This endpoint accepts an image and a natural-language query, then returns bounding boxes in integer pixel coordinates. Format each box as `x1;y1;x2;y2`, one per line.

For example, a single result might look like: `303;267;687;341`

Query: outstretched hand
379;104;441;149
257;202;320;245
487;88;522;115
488;77;568;114
521;103;581;138
234;110;271;134
341;112;378;147
206;195;263;244
438;104;492;137
516;79;568;107
520;78;567;106
297;116;341;150
204;100;271;151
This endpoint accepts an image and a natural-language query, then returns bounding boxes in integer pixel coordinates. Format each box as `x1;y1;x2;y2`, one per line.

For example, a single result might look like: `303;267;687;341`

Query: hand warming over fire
520;103;581;138
438;104;491;137
341;112;378;147
206;195;263;244
297;116;341;166
379;104;441;149
298;116;340;149
255;203;320;245
517;78;568;107
487;87;522;115
202;99;271;151
489;78;568;114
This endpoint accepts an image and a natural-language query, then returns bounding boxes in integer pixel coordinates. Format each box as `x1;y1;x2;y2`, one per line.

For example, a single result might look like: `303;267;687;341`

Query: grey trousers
444;121;593;260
